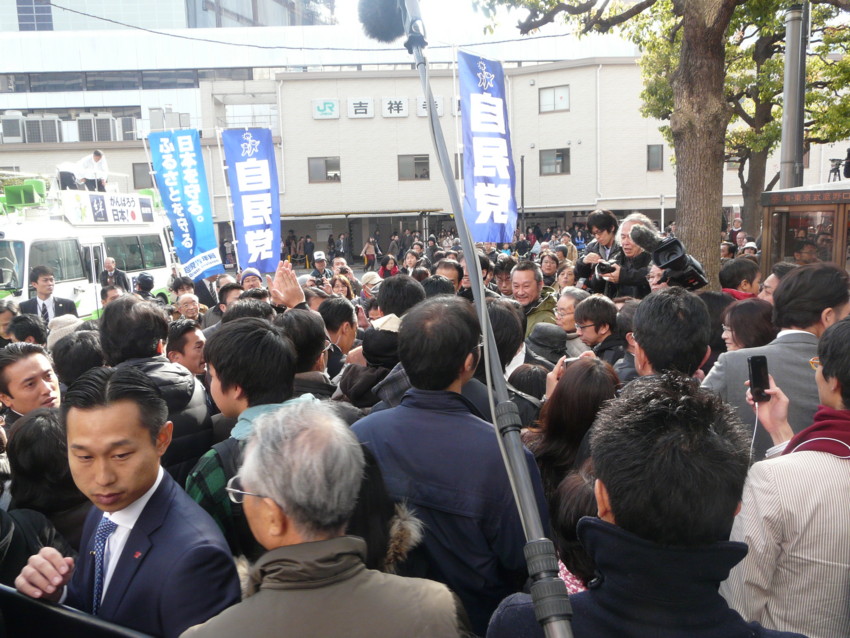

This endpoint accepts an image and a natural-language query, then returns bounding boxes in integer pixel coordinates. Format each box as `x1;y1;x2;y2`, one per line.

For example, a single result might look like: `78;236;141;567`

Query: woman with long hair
378;255;399;278
330;274;355;300
525;357;619;500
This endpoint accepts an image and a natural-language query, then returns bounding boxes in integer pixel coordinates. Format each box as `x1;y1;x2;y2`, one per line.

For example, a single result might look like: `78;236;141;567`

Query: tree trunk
740;148;768;240
670;0;737;291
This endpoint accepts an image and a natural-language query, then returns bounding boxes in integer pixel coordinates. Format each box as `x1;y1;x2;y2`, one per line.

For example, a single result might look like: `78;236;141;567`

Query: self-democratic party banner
221;128;281;274
148;129;224;281
459;51;518;243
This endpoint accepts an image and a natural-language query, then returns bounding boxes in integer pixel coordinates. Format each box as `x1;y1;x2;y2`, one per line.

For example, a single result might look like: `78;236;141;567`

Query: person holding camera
574;210;621;296
599;213;654;299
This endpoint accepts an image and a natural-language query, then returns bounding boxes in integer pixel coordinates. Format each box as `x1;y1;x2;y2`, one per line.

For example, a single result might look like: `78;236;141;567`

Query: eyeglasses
591;229;607;237
554;309;574;318
809;356;821;370
225;476;264;504
575;322;596;331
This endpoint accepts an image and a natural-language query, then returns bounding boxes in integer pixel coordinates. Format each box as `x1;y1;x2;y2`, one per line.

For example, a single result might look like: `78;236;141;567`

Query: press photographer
574;209;621;296
630;222;708;291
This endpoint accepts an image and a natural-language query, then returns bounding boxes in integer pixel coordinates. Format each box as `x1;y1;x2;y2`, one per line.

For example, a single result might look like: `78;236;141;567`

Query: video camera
630;225;708;291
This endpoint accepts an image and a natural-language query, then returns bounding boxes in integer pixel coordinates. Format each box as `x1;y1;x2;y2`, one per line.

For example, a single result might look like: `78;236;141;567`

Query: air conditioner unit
1;110;25;144
149;107;165;131
77;115;95;142
24;116;44;143
40;114;62;143
179;112;191;128
120;116;136;140
94;113;116;142
164;110;181;129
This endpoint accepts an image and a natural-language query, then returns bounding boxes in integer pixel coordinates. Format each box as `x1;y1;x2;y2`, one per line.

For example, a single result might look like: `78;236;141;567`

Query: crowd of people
0;208;847;637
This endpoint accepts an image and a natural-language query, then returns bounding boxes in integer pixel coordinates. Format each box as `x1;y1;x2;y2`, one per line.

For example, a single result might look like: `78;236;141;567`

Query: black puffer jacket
117;356;212;485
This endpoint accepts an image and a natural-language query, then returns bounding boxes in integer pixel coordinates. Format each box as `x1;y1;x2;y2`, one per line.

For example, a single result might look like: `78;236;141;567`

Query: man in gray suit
703;263;850;459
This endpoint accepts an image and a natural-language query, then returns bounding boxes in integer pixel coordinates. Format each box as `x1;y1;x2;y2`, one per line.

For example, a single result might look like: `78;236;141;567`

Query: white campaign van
0;190;175;318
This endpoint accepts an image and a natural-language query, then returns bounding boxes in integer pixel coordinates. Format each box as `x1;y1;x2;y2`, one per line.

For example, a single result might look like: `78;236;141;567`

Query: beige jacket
181;536;472;638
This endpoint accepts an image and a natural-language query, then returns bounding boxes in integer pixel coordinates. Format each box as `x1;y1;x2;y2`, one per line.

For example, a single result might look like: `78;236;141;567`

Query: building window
398;154;430;180
647;144;663;171
86;71;142;92
17;0;53;31
141;70;198;90
133;163;153;189
308;157;341;182
540;148;570;175
539;85;569;113
29;72;84;93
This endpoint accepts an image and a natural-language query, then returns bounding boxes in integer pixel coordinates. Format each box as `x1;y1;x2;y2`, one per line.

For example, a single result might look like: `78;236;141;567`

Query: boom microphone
629;223;663;254
358;0;405;42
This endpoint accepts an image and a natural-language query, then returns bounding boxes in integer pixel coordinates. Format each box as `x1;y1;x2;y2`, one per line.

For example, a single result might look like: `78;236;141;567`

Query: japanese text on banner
458;51;518;243
221;128;281;273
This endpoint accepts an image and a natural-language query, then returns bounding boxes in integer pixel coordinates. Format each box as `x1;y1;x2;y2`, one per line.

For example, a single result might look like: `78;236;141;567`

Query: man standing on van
20;266;78;322
77;150;108;192
99;257;131;292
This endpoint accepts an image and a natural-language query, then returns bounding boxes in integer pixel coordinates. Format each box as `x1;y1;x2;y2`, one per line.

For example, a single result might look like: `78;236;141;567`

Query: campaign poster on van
148;129;224;281
221;128;281;274
459;51;518;243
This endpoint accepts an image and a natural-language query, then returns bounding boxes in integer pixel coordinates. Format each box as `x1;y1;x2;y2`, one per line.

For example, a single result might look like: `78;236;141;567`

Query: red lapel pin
133;551;142;559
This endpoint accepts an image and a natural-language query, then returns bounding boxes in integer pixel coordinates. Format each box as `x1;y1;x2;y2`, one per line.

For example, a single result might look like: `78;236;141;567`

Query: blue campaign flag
458;51;518;243
221;128;281;274
148;129;225;281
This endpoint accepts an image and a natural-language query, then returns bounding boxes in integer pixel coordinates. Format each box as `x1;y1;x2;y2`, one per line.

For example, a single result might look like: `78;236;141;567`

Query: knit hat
240;267;262;284
47;314;84;351
526;323;568;365
360;272;382;286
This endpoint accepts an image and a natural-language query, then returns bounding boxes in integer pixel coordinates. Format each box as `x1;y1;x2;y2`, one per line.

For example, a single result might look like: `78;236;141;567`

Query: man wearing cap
134;272;160;303
310;252;333;283
359;272;381;303
742;241;759;257
240;268;263;291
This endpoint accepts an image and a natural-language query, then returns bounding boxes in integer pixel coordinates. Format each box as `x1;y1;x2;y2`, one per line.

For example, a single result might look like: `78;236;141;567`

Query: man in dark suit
703;263;850;459
14;366;240;638
97;257;131;292
19;265;78;321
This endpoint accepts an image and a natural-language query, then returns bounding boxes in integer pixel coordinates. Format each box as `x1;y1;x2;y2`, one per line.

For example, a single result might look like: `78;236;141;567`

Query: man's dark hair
166;319;202;356
421;275;456;298
51;331;104;387
240;288;270;302
376;274;425;317
586;209;619;234
771;261;797;280
303;287;330;307
29;265;54;285
274;309;327;374
170;276;195;294
205;317;296;406
100;284;123;302
719;257;760;290
9;314;47;345
318;297;355;333
574;295;617;332
773;263;850;330
221;299;275;323
0;343;51;395
615;299;640;338
468;251;493;277
99;296;168;365
433;259;463;282
493;255;517;278
632;287;710;375
486;298;524;373
794;239;818;253
61;366;169;444
511;260;543;284
217;282;244;306
820;317;850;409
362;296;380;315
398;296;479;390
411;240;424;251
7;408;89;515
590;373;750;546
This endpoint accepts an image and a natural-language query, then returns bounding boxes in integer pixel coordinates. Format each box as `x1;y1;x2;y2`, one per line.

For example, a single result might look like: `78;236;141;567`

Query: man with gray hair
182;401;471;637
598;212;655;298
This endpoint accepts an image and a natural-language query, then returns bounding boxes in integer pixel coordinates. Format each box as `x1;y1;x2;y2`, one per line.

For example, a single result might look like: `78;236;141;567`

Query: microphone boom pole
399;2;574;635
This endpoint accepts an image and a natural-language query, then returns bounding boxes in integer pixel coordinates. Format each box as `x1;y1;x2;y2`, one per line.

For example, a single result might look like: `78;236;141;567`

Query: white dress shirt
99;467;164;602
77;153;109;180
39;296;55;322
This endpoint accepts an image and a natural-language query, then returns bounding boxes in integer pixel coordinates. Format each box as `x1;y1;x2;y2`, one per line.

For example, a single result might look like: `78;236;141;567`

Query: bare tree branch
516;1;596;34
765;171;781;192
582;0;658;33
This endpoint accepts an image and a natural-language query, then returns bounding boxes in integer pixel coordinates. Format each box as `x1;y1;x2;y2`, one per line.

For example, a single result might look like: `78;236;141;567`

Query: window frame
647;144;664;171
398;154;430;181
538;85;570;113
539;148;570;176
307;156;341;183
